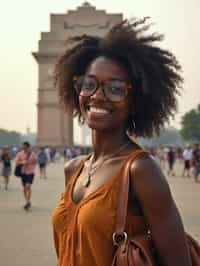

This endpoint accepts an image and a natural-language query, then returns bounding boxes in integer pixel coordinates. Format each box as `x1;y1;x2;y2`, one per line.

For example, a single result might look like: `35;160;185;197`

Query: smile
88;106;110;114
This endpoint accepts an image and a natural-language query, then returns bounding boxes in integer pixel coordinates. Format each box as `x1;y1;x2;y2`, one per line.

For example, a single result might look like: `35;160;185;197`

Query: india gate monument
33;2;123;147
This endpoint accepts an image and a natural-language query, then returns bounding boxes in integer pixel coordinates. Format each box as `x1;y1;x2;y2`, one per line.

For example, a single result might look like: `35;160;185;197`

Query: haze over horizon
0;0;199;134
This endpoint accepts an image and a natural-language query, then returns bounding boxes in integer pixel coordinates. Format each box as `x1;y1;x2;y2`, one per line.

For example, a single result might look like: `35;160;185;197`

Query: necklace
83;140;131;188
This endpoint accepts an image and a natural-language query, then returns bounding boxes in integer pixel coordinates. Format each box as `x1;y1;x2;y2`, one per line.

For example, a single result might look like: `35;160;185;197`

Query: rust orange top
52;149;148;266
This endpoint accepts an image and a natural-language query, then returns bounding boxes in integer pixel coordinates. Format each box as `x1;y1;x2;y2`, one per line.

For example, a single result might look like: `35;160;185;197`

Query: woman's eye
109;86;124;94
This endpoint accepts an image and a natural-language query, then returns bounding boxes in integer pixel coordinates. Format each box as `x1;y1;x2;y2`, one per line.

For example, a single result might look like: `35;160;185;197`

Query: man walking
182;145;193;177
15;142;37;210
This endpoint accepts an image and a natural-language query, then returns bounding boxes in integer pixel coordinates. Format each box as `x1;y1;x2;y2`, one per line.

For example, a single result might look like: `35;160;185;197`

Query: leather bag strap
114;149;149;235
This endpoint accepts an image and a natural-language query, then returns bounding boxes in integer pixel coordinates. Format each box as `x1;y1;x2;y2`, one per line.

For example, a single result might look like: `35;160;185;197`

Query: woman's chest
52;188;145;240
72;159;124;204
52;180;119;237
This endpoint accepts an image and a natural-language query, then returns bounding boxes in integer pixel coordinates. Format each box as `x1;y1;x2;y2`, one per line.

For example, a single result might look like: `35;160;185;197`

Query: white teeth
89;107;109;114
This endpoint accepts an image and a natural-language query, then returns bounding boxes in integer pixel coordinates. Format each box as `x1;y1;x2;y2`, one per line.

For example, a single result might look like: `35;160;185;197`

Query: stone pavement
0;160;199;266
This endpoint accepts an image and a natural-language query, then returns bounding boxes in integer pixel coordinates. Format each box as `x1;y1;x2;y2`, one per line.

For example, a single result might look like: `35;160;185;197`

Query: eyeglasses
73;75;130;102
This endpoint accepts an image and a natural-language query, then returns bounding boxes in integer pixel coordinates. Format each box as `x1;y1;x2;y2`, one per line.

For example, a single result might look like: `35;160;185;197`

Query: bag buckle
112;232;128;246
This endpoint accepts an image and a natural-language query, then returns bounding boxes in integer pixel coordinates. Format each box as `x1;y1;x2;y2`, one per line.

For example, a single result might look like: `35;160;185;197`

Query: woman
1;147;12;190
52;19;191;266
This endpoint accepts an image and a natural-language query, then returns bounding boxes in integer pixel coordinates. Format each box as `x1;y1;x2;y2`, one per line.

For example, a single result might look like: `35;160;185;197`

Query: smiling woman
52;18;194;266
76;57;132;132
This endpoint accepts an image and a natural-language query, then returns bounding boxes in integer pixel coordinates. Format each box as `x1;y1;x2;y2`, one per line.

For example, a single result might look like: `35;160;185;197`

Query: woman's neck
91;129;130;159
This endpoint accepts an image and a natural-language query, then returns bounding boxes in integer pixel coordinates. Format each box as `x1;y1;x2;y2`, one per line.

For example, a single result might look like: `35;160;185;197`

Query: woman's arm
130;155;192;266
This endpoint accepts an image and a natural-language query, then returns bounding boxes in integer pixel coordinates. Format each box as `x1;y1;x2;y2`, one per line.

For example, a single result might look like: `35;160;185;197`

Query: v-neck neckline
69;151;134;206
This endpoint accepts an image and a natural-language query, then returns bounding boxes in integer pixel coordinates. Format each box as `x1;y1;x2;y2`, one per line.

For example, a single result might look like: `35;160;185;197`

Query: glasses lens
104;80;127;102
75;76;96;96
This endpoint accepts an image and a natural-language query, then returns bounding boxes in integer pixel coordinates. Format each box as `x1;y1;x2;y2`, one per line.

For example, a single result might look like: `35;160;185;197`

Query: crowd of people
0;143;200;188
0;142;199;205
0;142;89;210
150;144;200;182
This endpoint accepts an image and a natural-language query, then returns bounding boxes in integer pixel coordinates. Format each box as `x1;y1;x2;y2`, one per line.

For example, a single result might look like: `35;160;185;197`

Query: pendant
83;174;91;187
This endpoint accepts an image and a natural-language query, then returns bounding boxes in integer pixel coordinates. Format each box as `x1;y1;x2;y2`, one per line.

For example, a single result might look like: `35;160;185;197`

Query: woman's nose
90;85;105;100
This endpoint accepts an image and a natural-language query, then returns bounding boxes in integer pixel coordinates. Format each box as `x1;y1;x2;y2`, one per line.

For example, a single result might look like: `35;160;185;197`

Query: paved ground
0;160;199;266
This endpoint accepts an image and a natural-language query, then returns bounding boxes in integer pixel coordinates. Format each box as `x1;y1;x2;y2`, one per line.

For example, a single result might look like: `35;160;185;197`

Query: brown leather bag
112;150;200;266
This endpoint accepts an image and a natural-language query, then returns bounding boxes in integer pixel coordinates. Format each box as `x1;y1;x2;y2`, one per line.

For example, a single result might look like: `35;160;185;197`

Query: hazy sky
0;0;199;133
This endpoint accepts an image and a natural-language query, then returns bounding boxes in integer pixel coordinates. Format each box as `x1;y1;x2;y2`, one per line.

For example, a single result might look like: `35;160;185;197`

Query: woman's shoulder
129;149;171;205
127;142;150;160
64;154;89;169
64;154;90;186
130;148;164;182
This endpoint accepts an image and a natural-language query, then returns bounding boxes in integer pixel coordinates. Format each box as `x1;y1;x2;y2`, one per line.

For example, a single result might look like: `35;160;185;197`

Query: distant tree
180;104;200;142
0;129;21;146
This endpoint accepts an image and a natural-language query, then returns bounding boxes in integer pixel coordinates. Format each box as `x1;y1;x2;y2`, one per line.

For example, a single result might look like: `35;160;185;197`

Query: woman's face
78;56;133;132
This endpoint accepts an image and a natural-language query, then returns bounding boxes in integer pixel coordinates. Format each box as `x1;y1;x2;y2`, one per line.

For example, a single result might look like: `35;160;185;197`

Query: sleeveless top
51;149;148;266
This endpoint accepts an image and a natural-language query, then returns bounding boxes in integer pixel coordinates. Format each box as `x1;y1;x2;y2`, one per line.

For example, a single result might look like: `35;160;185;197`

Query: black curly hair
54;18;183;138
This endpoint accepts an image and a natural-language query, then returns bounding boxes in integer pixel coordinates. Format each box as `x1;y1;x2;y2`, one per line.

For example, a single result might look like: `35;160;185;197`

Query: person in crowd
50;148;56;162
15;142;37;211
52;19;191;266
65;147;73;161
44;146;51;162
182;145;193;178
0;147;12;190
191;143;200;183
167;146;176;176
176;146;183;163
63;147;68;162
157;145;166;169
55;149;61;162
38;147;48;179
